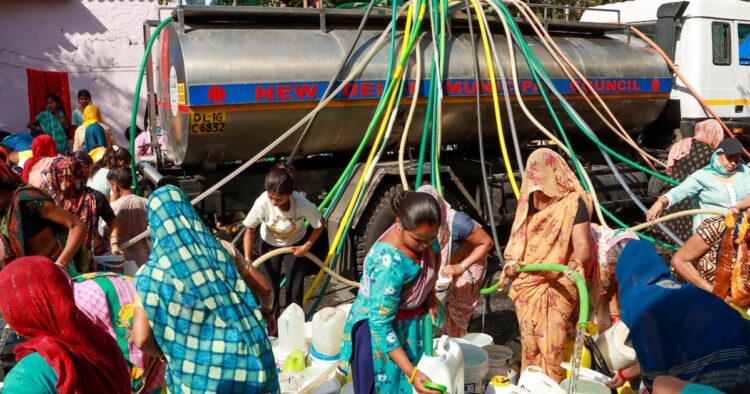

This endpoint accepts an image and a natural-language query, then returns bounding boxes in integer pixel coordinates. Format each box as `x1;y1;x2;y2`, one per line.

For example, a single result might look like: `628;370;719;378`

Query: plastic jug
485;376;524;394
518;366;563;394
594;321;637;371
415;335;464;394
278;303;307;352
311;307;347;357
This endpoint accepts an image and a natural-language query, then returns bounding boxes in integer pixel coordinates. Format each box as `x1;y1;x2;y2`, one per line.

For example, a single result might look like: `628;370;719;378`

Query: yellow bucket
563;322;597;379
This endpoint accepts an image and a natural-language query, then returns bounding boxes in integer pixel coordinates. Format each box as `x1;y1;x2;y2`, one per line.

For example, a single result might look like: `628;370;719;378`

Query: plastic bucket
518;366;562;394
94;255;125;273
300;377;341;394
459;343;489;394
483;345;513;381
461;333;494;348
594;320;637;371
560;378;611;394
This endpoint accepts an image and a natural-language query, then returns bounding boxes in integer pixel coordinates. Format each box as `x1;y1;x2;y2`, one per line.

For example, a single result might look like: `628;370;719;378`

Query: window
712;22;731;65
634;23;657;41
739;24;750;65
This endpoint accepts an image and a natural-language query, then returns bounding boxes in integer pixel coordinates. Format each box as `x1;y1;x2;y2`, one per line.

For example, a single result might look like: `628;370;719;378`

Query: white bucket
278;372;304;393
459;342;490;394
461;333;494;348
300;377;341;394
560;378;611;394
483;345;513;381
340;381;354;394
594;320;637;371
270;336;309;370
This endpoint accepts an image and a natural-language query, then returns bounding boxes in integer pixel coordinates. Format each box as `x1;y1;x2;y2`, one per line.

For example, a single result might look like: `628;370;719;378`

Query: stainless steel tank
158;6;671;165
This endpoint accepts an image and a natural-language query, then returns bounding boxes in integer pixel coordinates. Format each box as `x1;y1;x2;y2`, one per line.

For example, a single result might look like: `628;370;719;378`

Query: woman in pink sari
419;185;493;337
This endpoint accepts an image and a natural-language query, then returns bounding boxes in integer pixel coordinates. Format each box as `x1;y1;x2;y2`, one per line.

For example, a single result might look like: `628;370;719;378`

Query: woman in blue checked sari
132;185;279;393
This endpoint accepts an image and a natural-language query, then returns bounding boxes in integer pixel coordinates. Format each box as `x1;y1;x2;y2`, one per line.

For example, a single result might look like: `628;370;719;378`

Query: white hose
398;34;424;190
121;2;414;250
508;0;663;169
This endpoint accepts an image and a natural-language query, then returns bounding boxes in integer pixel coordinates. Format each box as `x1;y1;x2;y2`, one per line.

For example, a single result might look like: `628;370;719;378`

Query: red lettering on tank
342;83;358;97
445;81;462;95
256;86;274;101
521;80;533;93
464;81;477;95
617;80;627;91
481;81;494;95
277;85;292;100
506;80;515;94
606;81;617;91
651;79;660;92
632;80;641;92
294;84;318;100
377;81;385;96
407;81;416;96
360;82;375;98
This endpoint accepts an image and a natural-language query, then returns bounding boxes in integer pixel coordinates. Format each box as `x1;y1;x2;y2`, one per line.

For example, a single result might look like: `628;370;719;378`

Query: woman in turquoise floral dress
338;190;444;394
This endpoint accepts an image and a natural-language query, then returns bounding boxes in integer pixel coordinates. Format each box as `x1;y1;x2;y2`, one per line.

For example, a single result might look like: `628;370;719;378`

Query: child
243;163;325;317
72;89;91;128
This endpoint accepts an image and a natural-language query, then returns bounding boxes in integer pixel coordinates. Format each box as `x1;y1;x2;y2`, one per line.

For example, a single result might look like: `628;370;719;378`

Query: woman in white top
243;163;325;317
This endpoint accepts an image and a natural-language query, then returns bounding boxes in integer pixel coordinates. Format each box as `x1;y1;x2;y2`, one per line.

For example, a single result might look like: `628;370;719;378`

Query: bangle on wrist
617;368;629;381
407;367;419;384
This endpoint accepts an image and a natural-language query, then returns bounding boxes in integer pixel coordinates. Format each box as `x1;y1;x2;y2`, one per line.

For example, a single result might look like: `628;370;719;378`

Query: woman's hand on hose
503;260;519;280
412;370;443;394
440;264;463;277
646;197;667;222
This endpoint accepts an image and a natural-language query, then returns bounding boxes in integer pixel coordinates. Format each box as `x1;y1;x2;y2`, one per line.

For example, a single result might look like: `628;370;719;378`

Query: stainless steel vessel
159;7;671;165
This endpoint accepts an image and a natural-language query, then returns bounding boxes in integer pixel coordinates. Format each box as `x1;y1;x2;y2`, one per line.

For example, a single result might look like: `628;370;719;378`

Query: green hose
129;16;172;192
416;64;436;188
493;2;678;251
514;264;589;327
424;313;434;357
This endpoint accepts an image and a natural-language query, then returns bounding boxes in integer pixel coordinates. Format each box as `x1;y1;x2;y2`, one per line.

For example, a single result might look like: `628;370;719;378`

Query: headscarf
84;123;108;152
504;148;592;265
135;185;276;391
0;159;22;190
666;120;724;172
616;240;750;392
82;104;102;127
0;256;130;393
418;185;453;268
705;148;744;178
21;135;58;183
41;156;98;248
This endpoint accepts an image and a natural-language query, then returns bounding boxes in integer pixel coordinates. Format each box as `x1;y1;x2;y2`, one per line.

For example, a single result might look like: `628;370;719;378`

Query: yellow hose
486;1;607;225
252;247;360;288
303;2;425;305
468;0;520;199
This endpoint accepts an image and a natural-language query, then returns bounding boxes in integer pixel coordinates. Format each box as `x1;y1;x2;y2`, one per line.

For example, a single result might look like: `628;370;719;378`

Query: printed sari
504;148;592;382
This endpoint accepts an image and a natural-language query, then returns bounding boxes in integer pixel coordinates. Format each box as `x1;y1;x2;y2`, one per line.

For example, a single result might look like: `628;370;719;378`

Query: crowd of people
0;91;748;394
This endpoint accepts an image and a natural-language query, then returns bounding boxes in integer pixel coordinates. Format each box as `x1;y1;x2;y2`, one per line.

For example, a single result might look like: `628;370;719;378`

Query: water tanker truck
141;0;750;275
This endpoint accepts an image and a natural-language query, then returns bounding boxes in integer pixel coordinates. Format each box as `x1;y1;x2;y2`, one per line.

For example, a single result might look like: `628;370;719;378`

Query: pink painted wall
0;0;162;145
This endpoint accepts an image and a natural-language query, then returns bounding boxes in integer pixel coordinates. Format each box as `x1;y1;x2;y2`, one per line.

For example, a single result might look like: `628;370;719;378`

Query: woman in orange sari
504;148;593;382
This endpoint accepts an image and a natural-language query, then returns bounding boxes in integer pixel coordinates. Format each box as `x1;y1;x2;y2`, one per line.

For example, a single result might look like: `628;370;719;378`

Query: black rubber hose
465;1;505;267
287;0;378;165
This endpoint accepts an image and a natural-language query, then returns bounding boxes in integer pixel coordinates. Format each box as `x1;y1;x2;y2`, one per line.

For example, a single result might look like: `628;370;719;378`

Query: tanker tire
352;183;403;280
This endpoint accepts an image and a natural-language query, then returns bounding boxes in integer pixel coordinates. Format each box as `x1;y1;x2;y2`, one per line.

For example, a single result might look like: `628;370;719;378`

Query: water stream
567;325;587;394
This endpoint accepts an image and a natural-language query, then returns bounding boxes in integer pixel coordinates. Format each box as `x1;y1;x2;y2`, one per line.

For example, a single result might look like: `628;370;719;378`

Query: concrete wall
0;0;161;145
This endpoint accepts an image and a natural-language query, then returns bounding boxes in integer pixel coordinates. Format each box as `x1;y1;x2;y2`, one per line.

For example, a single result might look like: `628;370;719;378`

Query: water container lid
490;376;510;387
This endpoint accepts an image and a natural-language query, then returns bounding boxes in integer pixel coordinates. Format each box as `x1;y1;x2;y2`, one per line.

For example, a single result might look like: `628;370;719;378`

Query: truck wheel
352;183;402;279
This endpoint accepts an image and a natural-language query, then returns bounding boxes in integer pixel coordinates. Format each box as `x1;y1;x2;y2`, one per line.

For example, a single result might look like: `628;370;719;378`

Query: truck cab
582;0;750;135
